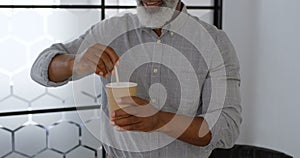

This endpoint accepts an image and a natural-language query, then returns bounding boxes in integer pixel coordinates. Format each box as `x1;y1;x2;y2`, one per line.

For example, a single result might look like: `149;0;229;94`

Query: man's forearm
112;97;213;146
48;54;75;83
157;111;212;146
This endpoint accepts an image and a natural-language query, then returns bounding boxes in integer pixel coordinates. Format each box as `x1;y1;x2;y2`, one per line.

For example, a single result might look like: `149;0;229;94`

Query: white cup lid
106;82;137;88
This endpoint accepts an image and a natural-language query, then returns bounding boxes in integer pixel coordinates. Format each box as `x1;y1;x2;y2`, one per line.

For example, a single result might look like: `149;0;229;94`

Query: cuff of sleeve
31;51;71;87
199;112;224;150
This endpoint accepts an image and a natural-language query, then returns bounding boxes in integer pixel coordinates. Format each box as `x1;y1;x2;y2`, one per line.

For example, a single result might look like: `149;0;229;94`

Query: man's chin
138;18;167;29
137;6;174;28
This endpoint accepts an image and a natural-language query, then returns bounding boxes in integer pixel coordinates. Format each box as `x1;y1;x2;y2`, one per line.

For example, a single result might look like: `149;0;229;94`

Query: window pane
60;0;101;5
105;8;136;18
189;10;213;25
0;0;59;5
0;9;101;111
0;0;101;5
182;0;213;6
0;110;102;158
106;0;136;6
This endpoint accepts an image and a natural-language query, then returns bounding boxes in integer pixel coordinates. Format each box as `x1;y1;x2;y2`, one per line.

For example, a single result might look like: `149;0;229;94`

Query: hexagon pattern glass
0;8;102;111
0;128;12;157
0;113;101;158
0;0;214;157
15;125;47;157
0;7;103;158
0;0;100;5
49;122;80;153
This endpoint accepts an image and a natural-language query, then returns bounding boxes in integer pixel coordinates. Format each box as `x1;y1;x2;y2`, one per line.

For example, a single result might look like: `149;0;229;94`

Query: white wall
223;0;300;157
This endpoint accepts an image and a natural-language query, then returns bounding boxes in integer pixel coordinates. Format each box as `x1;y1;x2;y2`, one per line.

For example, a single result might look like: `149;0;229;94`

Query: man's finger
103;46;119;65
113;116;141;127
112;109;128;118
97;59;107;77
116;123;141;132
112;106;137;119
94;44;119;65
100;52;114;73
84;52;105;76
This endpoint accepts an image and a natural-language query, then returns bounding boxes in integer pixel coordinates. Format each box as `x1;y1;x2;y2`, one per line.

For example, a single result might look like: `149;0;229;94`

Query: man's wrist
48;54;76;82
66;54;75;76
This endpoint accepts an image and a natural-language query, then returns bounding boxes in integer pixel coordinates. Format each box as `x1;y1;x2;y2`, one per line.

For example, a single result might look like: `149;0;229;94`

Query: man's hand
48;43;119;82
110;96;163;132
73;43;119;77
110;96;212;146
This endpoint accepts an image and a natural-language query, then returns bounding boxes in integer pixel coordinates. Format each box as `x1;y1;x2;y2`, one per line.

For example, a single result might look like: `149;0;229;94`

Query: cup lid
106;82;137;88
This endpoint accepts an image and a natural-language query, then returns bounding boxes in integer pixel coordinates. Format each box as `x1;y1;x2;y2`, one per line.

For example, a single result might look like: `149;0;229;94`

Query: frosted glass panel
189;10;214;25
47;9;101;41
0;74;9;100
0;111;102;158
15;125;47;156
0;0;60;5
105;9;136;18
5;153;27;158
0;0;100;5
106;0;136;6
35;150;63;158
49;122;80;153
66;147;97;158
0;11;103;158
60;0;101;5
0;9;101;111
182;0;213;6
0;97;28;113
32;112;62;126
0;115;27;130
0;128;12;157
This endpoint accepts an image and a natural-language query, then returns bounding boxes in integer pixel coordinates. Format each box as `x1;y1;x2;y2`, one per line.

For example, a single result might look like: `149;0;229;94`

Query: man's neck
153;1;182;36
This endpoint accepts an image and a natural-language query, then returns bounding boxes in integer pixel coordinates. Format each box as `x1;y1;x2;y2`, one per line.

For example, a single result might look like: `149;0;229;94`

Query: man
31;0;242;157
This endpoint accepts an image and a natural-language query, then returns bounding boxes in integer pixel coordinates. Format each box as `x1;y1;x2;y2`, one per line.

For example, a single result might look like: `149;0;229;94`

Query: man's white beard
136;0;179;29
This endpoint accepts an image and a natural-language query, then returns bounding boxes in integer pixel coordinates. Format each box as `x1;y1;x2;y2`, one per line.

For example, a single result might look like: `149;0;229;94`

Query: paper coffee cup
106;82;137;119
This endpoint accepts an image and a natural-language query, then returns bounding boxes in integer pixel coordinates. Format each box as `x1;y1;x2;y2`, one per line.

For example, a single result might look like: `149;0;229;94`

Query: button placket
153;68;158;74
151;98;157;104
156;39;161;44
150;36;164;106
170;32;174;37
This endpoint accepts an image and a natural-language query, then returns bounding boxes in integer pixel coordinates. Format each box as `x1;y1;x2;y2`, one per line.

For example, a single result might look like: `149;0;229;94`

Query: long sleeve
30;24;99;87
200;30;242;149
30;12;139;87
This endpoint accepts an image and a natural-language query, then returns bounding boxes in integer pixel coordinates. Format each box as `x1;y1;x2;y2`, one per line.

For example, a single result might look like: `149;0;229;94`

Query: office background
224;0;299;157
1;0;299;157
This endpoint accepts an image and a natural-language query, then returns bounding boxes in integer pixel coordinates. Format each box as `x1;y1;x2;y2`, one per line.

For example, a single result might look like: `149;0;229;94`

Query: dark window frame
0;0;222;29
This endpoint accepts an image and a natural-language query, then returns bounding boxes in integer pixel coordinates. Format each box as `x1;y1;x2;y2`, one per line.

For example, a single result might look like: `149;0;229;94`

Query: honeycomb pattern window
0;0;222;158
